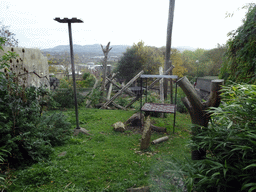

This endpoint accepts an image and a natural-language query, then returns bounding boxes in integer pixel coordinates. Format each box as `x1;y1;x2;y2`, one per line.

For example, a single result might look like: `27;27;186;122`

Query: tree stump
126;112;144;126
177;76;224;160
140;116;151;150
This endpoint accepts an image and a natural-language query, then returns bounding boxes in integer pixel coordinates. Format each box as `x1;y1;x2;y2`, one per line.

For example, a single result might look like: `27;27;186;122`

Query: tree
0;23;18;47
115;41;164;83
159;47;187;77
46;52;80;78
220;4;256;84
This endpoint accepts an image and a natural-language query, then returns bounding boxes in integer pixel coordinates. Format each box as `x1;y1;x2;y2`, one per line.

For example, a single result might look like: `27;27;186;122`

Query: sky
0;0;254;50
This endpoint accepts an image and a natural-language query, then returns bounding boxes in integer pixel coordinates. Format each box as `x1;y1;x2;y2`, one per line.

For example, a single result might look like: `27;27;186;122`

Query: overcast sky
0;0;254;50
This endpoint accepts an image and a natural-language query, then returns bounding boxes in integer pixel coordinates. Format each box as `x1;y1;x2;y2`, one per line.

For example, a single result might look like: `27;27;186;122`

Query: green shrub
50;78;85;109
82;72;95;87
176;87;187;113
0;147;10;190
0;37;72;168
183;83;256;191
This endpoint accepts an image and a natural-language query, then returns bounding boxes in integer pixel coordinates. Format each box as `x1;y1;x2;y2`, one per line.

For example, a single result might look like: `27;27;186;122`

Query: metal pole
68;22;80;129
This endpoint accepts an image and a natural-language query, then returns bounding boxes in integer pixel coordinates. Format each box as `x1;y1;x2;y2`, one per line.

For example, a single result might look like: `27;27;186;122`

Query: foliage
0;37;72;169
182;83;256;191
0;23;18;47
115;41;164;82
180;46;226;80
51;89;85;109
159;47;187;77
176;87;187;113
46;52;80;78
0;147;10;190
78;72;95;88
85;87;102;108
48;65;57;73
171;49;187;77
220;4;256;84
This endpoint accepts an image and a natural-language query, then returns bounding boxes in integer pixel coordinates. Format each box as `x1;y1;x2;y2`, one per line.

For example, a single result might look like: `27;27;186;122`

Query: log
106;76;135;97
101;70;144;109
150;124;166;132
151;136;169;145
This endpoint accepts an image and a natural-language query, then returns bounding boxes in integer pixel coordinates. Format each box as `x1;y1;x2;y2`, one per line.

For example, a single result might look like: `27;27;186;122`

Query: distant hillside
41;44;197;55
41;44;130;56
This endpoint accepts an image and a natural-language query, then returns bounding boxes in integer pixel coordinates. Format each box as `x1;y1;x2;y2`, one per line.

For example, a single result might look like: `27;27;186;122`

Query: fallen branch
151;136;169;145
150;124;166;132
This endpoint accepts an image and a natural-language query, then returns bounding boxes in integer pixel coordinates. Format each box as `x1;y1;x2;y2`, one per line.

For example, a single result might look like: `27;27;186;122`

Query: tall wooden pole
164;0;175;102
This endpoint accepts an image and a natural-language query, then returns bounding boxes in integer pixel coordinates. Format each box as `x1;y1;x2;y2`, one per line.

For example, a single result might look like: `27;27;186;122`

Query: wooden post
107;73;114;100
164;0;176;100
159;66;164;103
159;67;164;118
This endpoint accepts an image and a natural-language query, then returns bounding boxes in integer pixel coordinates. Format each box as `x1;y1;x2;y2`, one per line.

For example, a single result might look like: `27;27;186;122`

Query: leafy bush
176;87;187;113
220;5;256;84
50;78;85;109
81;72;95;87
0;37;72;168
0;147;10;190
183;83;256;191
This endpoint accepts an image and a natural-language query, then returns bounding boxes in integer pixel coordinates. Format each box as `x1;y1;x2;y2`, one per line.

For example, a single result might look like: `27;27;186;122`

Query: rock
126;112;144;126
140;116;151;150
73;128;91;136
113;121;126;132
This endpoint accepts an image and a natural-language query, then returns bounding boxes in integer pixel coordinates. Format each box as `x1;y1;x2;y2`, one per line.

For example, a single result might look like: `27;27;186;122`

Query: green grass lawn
9;108;191;191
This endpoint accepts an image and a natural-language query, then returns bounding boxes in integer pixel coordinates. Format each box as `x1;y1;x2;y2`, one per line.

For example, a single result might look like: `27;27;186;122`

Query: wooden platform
141;103;176;113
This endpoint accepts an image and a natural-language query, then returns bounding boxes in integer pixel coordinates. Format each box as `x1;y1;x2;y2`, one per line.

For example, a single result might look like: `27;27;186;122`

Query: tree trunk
177;76;224;159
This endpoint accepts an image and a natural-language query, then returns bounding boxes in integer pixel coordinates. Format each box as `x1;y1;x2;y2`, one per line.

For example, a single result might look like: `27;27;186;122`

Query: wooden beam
106;76;135;97
101;70;144;109
148;65;174;90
